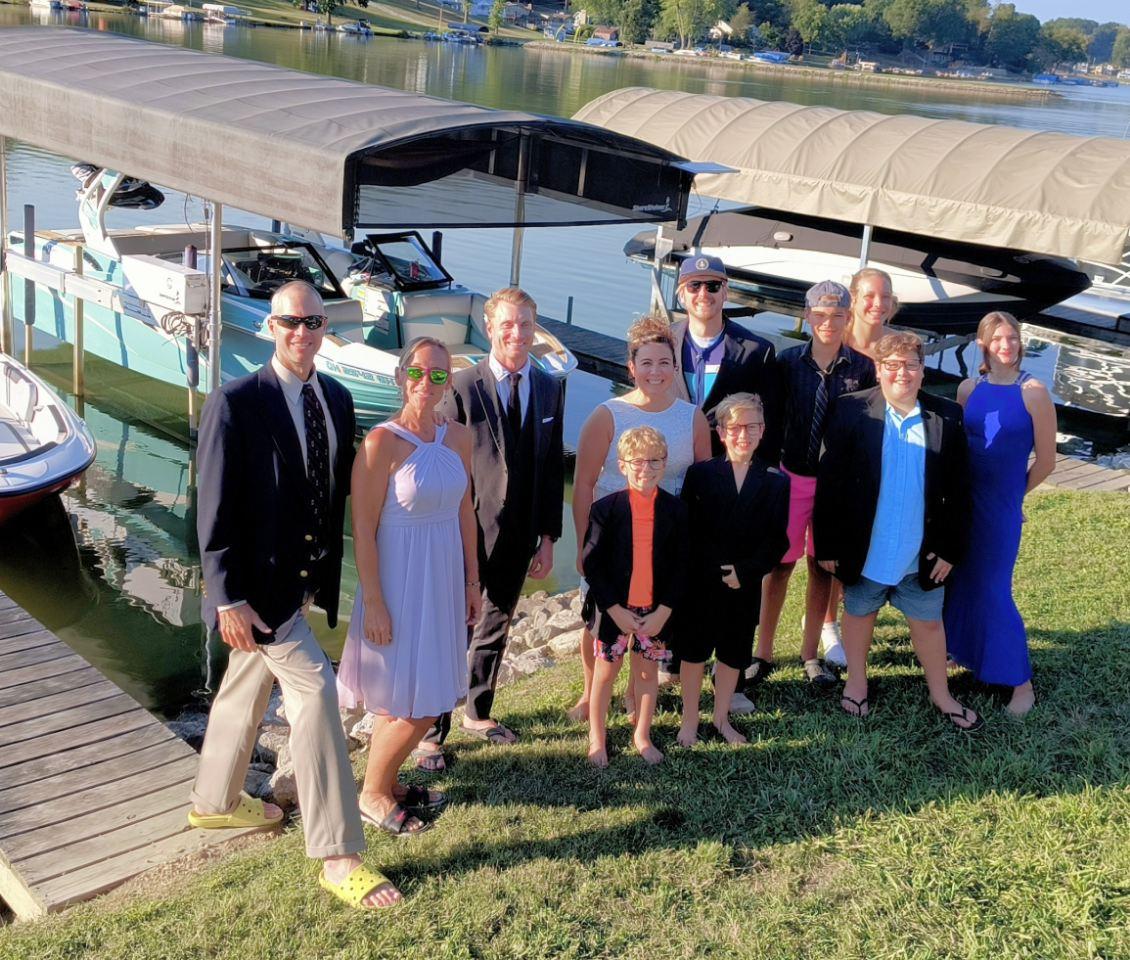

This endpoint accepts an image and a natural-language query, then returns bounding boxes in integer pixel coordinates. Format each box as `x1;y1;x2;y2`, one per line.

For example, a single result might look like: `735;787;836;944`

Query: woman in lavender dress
943;312;1056;716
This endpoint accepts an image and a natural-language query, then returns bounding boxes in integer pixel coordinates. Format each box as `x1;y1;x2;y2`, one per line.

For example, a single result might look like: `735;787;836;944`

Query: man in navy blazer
189;280;398;909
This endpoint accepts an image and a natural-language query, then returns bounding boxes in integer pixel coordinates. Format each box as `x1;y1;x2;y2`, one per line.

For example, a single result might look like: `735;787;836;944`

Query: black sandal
941;705;984;732
840;693;870;717
745;657;775;689
399;784;448;812
411;747;446;773
361;802;433;838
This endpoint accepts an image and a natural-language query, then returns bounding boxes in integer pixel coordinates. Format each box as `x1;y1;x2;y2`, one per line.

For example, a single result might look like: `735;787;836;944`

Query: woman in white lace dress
567;314;711;724
338;337;480;837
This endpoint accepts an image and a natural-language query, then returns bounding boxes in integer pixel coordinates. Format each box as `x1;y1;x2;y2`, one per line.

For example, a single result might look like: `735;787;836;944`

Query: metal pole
23;204;34;367
0;136;10;357
565;295;574;325
509;134;529;288
208;202;222;393
859;223;873;269
72;245;85;401
184;245;199;436
431;230;443;265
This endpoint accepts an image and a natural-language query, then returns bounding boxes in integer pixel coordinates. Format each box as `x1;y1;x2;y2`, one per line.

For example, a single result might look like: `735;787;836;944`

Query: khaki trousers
189;610;365;859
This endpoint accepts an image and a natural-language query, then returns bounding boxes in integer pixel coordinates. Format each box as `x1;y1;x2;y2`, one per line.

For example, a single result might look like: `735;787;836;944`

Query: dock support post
432;230;443;265
72;245;85;403
859;223;873;269
22;204;34;367
509;133;529;288
184;245;199;437
566;295;574;325
208;203;222;394
0;137;10;358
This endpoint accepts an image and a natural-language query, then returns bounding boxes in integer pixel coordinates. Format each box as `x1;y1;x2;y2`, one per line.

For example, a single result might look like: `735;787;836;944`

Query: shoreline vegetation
1;488;1126;956
3;0;1064;104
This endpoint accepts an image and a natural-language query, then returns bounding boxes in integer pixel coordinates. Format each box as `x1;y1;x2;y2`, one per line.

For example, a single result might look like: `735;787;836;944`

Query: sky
1017;0;1126;26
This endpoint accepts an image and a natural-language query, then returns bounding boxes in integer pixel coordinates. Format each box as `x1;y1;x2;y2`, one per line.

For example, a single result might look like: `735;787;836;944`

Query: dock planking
1042;454;1130;493
0;590;268;920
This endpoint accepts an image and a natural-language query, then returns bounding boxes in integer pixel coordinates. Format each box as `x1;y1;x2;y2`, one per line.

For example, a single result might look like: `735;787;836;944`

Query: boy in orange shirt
582;427;688;767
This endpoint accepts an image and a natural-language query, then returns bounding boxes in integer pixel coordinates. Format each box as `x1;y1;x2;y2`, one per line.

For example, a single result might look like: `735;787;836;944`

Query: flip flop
840;693;870;718
318;864;400;911
187;792;283;830
399;784;448;812
460;721;517;745
941;705;984;733
411;747;446;773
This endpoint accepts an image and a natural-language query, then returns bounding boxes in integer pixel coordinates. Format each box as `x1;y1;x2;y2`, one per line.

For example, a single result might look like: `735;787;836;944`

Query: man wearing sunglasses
191;280;399;909
670;256;780;464
813;331;981;732
414;287;565;767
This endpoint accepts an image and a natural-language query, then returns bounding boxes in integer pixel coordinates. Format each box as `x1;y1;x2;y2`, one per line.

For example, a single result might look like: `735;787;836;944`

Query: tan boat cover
0;29;690;237
575;87;1130;265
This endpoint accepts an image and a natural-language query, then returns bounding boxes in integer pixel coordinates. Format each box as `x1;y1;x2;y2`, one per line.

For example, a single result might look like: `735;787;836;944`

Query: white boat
0;354;96;525
338;19;372;34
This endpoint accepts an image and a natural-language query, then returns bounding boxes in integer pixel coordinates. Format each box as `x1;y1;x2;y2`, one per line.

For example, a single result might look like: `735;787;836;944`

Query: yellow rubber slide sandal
187;792;283;830
319;865;400;910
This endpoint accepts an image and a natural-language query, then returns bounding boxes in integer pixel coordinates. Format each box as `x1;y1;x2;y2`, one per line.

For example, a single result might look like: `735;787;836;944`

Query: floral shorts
593;605;672;664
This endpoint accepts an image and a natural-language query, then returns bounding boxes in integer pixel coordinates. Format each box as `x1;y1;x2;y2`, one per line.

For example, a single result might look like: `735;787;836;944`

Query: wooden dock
0;590;263;920
1041;453;1130;493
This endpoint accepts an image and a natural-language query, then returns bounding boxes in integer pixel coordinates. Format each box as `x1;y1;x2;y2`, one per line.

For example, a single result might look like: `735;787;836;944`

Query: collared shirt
682;328;726;408
862;402;926;585
488;353;531;424
627;486;656;609
777;340;875;477
271;355;339;484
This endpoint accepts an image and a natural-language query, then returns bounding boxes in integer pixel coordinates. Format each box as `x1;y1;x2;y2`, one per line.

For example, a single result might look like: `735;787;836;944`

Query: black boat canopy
576;87;1130;266
0;29;695;237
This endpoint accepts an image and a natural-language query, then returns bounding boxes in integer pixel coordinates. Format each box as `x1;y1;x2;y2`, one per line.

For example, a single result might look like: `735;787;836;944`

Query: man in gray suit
415;287;565;769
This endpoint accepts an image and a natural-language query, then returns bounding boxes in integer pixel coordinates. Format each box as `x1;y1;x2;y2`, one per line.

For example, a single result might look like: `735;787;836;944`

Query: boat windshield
220;242;346;301
352;232;452;292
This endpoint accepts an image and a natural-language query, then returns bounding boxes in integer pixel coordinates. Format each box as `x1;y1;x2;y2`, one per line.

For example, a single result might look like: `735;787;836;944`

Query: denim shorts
843;573;944;622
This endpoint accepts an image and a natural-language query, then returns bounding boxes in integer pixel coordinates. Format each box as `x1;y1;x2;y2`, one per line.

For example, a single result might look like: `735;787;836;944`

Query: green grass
2;490;1128;958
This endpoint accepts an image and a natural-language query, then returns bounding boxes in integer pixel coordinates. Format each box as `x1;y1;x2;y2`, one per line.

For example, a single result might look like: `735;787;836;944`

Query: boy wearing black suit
582;426;688;767
678;393;790;745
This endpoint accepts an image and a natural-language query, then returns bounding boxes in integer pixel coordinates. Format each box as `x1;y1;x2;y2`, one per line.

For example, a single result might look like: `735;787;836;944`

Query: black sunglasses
273;314;327;330
685;280;724;293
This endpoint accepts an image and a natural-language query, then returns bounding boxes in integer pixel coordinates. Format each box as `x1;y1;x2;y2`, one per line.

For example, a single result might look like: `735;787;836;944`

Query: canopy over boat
0;29;696;239
574;87;1130;266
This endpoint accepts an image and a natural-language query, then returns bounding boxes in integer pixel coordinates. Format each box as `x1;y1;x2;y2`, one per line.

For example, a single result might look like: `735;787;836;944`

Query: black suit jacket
813;387;971;590
197;363;355;632
581;488;688;641
670;317;780;463
681;457;790;593
442;358;565;561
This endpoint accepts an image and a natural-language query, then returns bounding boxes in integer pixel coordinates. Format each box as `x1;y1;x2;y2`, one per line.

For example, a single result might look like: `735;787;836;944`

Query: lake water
1;9;1127;716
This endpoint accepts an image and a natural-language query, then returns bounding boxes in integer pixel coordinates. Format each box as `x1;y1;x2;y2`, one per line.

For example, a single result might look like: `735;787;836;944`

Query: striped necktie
807;369;829;465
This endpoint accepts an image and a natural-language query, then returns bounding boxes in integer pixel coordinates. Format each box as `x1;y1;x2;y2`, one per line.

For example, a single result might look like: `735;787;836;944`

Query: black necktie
506;372;523;446
302;383;330;552
808;368;829;466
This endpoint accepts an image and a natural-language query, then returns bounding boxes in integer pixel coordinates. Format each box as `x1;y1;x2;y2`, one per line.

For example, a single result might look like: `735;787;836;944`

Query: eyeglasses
622;458;666;469
403;366;450;385
684;280;724;294
724;422;765;436
880;359;923;373
273;314;327;331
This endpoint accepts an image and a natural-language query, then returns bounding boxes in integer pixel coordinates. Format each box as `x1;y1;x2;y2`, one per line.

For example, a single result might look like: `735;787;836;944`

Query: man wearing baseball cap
754;279;876;695
670;255;779;463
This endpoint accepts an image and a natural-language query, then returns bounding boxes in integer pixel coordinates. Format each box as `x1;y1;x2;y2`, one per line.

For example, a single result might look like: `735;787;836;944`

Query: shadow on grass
396;618;1129;880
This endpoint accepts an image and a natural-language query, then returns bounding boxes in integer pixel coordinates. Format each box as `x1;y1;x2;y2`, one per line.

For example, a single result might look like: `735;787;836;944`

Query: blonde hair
714;391;764;429
484;287;538;325
617;425;667;462
850;268;899;324
976;311;1024;375
875;331;924;363
626;314;676;365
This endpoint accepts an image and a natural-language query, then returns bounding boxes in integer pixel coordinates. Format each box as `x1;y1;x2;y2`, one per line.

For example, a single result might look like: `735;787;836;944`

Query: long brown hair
976;311;1024;375
849;267;899;325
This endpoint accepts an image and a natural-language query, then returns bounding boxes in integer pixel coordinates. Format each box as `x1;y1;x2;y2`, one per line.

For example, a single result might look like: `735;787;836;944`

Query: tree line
574;0;1130;71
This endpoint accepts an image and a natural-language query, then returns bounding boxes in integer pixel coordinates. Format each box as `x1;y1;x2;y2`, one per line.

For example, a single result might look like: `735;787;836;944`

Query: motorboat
338;19;372;35
1;31;697;435
0;354;96;525
626;205;1092;333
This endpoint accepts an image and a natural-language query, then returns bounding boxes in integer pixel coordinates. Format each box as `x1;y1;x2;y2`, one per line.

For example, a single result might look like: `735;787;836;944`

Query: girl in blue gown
943;312;1057;716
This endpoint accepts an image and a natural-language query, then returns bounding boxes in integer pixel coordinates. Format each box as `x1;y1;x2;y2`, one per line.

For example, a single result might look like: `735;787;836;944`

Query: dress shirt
488;352;531;423
862;402;926;585
777;341;875;477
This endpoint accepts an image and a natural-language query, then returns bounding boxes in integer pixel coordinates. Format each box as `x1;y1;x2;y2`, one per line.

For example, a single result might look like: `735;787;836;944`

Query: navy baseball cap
805;280;851;308
678;255;727;284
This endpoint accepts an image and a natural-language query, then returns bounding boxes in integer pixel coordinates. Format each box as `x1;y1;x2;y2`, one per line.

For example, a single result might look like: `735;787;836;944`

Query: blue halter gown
944;372;1035;686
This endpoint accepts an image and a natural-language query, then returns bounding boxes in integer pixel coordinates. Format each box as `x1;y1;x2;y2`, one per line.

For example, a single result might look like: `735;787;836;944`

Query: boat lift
0;28;703;435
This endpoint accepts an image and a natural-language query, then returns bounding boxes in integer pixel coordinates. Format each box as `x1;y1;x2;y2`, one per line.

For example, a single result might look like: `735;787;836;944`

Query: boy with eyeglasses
813;332;982;731
582;426;688;767
753;280;876;693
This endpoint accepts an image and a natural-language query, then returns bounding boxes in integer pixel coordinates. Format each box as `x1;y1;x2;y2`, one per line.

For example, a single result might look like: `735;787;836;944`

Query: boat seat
3;365;38;424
